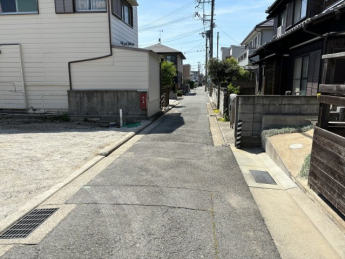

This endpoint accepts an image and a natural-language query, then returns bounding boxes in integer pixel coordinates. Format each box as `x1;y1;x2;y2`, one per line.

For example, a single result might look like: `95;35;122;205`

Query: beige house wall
0;0;110;111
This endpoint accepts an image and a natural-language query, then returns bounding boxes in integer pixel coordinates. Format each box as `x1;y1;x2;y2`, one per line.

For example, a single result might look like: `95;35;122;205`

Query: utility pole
197;0;212;91
205;32;209;91
198;62;201;80
210;0;215;58
217;32;219;60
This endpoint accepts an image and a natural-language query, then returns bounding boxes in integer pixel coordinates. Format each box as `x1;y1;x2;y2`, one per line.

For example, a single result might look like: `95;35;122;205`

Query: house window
294;0;307;24
0;0;38;14
113;0;133;26
293;55;309;95
166;55;176;65
75;0;106;12
278;9;286;31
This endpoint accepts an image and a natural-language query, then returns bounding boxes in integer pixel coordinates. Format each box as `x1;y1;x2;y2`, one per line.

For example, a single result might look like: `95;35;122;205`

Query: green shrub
161;61;176;88
45;113;70;122
299;154;311;179
227;83;240;94
261;125;314;141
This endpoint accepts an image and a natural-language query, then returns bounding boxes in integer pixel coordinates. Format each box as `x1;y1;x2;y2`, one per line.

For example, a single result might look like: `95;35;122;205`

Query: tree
161;61;177;88
207;57;250;85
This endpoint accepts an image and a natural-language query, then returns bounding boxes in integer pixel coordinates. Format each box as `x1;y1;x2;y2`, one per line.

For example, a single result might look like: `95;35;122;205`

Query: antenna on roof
158;30;163;43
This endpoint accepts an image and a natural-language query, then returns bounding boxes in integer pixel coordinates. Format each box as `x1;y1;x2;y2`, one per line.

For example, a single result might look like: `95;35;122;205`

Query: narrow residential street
1;87;280;258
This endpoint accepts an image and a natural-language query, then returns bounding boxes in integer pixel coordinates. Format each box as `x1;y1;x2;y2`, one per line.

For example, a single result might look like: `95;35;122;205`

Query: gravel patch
0;118;145;222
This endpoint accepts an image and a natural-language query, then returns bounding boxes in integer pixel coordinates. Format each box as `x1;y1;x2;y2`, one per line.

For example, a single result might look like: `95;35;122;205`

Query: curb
0;103;178;235
263;137;345;234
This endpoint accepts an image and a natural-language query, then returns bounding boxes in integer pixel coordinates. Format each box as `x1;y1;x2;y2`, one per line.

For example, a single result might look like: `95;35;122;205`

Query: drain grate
250;170;277;185
0;208;58;239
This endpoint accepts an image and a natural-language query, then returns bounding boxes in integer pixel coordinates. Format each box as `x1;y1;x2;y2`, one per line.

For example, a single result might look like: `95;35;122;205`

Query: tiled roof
250;1;345;58
240;19;274;45
144;43;186;59
265;0;281;14
257;19;274;27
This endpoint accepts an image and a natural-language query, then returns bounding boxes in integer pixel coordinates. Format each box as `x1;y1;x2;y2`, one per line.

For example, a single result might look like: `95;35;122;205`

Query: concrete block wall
68;90;148;120
211;87;218;108
211;87;226;116
236;96;319;147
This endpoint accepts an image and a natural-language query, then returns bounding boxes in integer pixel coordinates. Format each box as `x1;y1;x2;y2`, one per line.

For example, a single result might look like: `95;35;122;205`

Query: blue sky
138;0;274;73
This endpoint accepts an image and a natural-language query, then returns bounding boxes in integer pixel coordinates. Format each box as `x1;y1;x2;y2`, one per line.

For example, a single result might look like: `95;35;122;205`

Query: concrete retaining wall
68;90;148;120
236;95;319;147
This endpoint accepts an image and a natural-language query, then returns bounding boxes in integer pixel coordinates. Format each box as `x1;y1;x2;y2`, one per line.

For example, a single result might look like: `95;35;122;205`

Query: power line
139;15;194;32
184;41;204;53
139;1;195;29
164;28;204;43
216;25;240;45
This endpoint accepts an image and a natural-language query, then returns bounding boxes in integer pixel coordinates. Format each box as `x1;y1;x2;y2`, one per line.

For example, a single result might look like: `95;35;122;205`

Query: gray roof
144;43;186;59
250;1;345;58
258;19;274;27
241;19;274;45
265;0;282;14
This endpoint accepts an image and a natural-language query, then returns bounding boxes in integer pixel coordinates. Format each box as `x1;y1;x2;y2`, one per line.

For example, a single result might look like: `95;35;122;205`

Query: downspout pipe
68;0;113;91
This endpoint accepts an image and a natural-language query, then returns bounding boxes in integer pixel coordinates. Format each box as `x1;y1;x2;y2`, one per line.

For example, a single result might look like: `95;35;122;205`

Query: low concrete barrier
68;90;147;120
235;95;319;147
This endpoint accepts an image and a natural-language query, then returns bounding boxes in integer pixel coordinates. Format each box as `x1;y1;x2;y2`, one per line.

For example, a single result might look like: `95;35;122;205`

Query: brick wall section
236;96;319;145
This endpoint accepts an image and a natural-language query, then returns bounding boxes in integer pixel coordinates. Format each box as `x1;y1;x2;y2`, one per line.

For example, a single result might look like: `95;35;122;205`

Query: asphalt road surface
2;87;280;258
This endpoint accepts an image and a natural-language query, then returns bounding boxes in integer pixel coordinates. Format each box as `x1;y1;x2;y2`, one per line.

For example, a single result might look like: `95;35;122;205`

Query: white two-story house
238;19;274;68
0;0;161;119
220;45;244;61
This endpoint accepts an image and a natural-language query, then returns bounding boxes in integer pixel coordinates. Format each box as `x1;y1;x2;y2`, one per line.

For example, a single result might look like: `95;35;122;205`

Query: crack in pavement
83;184;215;193
66;203;211;212
210;193;219;259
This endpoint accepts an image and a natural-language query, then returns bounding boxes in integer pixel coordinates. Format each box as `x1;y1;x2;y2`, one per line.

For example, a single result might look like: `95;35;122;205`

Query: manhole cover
290;144;303;149
0;208;58;239
250;170;277;185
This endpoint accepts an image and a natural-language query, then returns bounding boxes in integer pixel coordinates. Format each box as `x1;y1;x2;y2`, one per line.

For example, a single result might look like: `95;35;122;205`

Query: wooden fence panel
309;126;345;216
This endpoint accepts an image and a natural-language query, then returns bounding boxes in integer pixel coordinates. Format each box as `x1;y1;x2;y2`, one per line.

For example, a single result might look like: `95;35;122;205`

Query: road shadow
146;113;185;134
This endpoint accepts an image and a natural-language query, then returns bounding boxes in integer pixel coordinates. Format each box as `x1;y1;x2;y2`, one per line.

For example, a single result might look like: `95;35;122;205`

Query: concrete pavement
1;87;280;258
212;103;345;258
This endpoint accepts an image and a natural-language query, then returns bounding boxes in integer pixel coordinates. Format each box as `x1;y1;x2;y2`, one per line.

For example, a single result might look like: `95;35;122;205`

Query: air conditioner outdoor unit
277;26;282;37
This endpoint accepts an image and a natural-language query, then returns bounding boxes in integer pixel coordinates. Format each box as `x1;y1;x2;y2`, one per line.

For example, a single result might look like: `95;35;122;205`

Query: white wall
221;47;230;60
71;47;151;90
0;45;26;109
230;46;245;59
111;7;138;47
0;0;110;111
71;47;161;117
262;29;274;45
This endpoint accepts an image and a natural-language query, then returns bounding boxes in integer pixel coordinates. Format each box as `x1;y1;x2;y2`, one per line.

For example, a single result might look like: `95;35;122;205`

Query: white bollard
119;109;123;128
